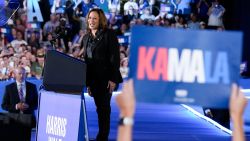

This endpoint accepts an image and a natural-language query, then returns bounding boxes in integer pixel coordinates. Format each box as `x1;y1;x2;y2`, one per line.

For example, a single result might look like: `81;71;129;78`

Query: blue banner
95;0;108;13
129;26;243;108
0;1;4;7
37;91;86;141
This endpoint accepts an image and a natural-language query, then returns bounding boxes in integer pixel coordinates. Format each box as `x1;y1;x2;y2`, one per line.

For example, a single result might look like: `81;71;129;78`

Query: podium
36;50;89;141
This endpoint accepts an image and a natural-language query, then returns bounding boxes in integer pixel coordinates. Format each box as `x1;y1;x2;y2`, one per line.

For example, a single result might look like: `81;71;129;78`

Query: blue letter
213;52;230;84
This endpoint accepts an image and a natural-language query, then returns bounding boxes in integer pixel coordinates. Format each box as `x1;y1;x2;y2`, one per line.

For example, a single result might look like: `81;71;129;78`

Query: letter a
154;48;168;80
27;0;44;22
213;52;230;84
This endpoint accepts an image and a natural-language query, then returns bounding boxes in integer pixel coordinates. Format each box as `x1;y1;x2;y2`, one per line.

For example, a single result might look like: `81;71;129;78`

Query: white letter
46;115;51;134
27;0;44;22
62;118;67;137
168;48;191;82
54;116;59;136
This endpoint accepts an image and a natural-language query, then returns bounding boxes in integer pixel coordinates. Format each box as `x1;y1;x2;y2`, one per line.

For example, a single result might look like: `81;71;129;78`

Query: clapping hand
17;102;29;111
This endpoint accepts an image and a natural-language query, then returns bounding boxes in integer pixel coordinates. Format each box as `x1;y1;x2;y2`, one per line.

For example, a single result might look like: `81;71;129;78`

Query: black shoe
205;109;213;118
89;139;96;141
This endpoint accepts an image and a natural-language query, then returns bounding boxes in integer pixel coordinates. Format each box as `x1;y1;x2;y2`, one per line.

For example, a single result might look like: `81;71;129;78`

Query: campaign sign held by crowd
129;26;243;108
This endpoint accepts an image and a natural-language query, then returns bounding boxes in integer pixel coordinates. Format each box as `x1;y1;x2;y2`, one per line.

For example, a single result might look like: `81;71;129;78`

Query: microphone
49;31;64;50
0;0;20;26
51;33;61;41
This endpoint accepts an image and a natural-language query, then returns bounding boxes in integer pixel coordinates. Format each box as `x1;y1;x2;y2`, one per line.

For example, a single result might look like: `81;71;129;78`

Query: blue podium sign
37;91;87;141
129;26;243;108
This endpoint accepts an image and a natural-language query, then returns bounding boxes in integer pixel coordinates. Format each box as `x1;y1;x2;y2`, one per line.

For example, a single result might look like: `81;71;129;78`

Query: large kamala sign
129;26;243;108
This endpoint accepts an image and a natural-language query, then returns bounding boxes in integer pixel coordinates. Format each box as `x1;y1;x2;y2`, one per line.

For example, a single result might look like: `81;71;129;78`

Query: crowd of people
0;0;230;81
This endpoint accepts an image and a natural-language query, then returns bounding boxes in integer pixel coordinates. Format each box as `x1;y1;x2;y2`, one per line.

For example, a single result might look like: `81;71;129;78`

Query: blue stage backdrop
129;26;243;108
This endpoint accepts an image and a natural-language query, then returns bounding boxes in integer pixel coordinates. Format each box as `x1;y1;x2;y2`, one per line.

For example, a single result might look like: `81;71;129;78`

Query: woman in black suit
82;8;123;141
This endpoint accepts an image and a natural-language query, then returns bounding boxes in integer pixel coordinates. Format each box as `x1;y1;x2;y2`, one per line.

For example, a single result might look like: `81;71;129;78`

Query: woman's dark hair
86;8;108;32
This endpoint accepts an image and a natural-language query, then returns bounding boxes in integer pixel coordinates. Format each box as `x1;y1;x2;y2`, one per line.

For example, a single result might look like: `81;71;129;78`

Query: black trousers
90;80;112;141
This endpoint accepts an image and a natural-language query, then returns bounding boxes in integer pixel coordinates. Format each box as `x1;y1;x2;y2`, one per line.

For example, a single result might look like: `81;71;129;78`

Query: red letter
154;48;168;80
137;46;155;80
137;47;168;81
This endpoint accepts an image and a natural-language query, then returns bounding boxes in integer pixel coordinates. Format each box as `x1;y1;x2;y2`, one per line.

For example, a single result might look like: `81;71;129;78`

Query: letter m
168;48;191;82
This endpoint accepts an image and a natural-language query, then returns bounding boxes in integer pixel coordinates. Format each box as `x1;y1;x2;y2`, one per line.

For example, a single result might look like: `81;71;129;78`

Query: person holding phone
207;0;225;27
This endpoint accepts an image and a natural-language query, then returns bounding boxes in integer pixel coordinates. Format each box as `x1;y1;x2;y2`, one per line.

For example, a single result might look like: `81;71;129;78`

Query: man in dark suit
1;66;38;141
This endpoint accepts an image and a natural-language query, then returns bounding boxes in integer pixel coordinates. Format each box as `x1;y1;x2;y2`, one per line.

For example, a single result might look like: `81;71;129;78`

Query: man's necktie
18;84;25;102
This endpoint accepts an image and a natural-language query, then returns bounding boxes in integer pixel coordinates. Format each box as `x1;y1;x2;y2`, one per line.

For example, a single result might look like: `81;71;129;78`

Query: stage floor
85;94;231;141
30;93;250;141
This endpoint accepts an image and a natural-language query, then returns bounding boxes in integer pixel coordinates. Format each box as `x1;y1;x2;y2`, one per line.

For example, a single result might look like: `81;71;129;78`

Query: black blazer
1;81;38;115
82;29;123;86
